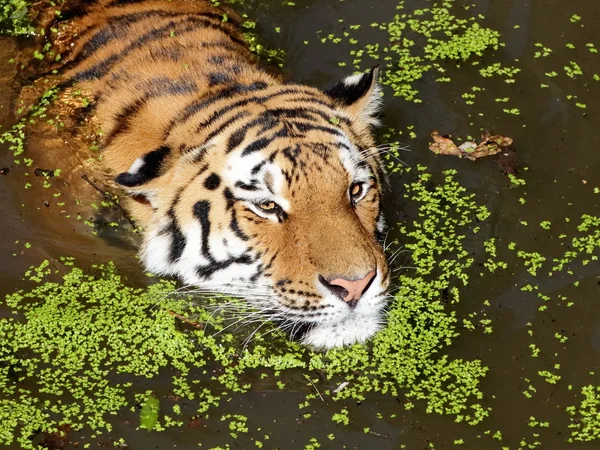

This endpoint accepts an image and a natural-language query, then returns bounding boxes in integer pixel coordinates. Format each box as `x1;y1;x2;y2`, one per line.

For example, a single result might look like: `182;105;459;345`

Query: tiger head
116;68;390;349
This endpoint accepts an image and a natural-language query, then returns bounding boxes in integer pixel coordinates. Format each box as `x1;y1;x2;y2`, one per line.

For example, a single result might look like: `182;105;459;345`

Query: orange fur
26;0;391;347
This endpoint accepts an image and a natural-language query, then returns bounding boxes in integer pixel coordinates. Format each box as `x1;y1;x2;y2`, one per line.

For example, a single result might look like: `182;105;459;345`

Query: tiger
31;0;391;348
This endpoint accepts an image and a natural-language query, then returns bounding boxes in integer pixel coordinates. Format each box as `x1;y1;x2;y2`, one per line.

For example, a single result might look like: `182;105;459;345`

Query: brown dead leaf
429;131;513;161
429;131;462;157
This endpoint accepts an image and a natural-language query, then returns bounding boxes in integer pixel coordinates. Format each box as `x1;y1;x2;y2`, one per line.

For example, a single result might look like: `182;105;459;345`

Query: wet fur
37;0;390;348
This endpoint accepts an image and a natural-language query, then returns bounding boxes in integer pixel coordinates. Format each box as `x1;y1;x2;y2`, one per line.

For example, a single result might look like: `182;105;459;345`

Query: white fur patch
336;135;373;181
127;157;145;174
342;73;364;86
223;147;291;213
301;313;383;348
376;214;386;234
358;81;382;127
140;221;178;276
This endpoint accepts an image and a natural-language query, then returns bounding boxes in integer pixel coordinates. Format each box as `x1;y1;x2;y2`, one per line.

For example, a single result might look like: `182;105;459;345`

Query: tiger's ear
114;145;171;207
324;66;382;126
115;146;170;187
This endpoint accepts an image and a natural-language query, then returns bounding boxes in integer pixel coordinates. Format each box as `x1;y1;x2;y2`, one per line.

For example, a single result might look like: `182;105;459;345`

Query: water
2;0;600;448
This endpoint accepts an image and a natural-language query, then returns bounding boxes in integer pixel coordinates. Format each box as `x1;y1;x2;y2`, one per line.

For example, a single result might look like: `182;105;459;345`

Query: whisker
241;320;272;352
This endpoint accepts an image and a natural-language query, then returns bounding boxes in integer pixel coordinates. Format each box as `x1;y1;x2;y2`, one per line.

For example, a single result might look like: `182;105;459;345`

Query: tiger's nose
319;270;377;308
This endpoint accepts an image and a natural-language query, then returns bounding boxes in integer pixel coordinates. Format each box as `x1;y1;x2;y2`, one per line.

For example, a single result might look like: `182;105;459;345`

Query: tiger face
131;70;390;348
54;0;390;348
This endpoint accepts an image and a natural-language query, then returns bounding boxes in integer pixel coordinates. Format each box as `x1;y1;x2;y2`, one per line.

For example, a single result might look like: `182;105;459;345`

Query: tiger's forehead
219;132;373;207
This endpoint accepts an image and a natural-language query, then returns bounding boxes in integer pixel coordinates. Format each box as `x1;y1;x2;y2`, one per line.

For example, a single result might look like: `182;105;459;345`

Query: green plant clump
0;260;209;448
566;385;600;442
324;1;502;101
0;0;34;35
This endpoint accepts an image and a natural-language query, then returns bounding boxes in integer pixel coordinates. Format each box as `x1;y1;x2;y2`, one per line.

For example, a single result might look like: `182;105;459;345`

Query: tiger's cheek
237;215;300;282
234;209;281;258
354;193;381;231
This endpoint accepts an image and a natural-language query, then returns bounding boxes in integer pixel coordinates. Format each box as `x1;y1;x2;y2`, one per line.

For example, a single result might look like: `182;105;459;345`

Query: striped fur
48;0;390;348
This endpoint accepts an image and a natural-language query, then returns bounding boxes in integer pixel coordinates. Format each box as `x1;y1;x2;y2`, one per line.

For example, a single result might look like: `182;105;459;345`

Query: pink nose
320;270;376;307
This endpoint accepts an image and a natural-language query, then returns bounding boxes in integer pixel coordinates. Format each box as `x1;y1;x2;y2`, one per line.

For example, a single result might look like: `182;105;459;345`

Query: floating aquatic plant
0;169;498;448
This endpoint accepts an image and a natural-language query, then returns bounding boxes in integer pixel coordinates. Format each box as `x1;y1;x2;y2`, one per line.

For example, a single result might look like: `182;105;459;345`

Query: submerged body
48;0;390;348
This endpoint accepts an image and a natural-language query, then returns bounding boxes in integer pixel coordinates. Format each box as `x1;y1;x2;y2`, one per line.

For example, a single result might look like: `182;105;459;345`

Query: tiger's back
57;1;268;216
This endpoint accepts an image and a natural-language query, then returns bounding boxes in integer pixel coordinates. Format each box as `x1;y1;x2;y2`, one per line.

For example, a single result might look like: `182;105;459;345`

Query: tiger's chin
299;313;383;349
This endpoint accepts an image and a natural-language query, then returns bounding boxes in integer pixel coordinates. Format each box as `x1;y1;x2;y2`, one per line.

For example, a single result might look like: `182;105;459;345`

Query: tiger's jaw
300;313;384;349
274;270;390;349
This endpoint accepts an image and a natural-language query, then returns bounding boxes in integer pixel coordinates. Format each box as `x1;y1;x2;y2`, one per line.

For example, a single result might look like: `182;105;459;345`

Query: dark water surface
2;0;600;448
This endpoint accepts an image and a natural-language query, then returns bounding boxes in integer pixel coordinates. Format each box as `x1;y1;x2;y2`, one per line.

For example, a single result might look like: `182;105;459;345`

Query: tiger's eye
350;183;363;198
260;201;276;211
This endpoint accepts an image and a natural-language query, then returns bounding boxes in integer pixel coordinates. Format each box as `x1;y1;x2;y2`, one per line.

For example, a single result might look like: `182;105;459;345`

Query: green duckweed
0;0;33;35
567;385;600;442
0;169;499;448
325;1;502;102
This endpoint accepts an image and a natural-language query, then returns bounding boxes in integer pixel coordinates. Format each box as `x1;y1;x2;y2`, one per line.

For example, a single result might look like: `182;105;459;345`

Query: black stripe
106;0;149;6
196;255;252;279
104;95;149;147
267;106;347;125
193;200;212;258
255;116;281;136
242;127;292;157
240;136;272;157
188;145;209;163
196;164;210;178
281;146;299;166
224;115;276;153
156;187;186;263
141;76;198;96
208;55;225;65
282;170;293;186
235;181;259;191
230;210;249;241
200;111;250;150
249;268;262;283
264;253;277;271
171;82;270;134
273;95;335;110
293;123;343;136
166;212;186;263
208;72;233;86
71;16;245;82
250;161;266;175
148;44;184;62
227;128;246;153
224;188;235;209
